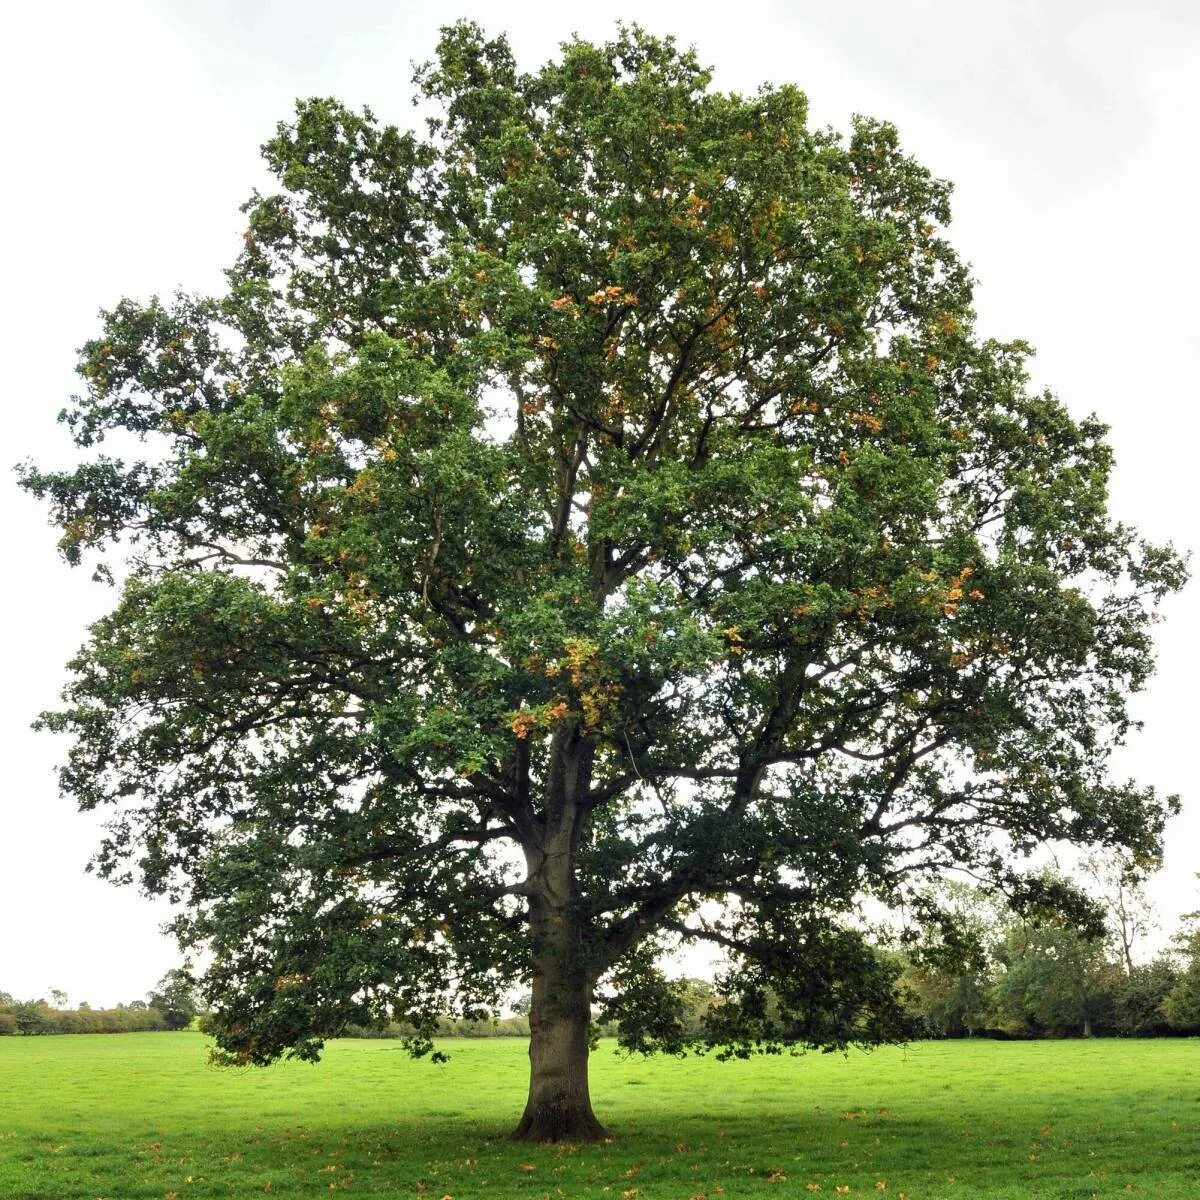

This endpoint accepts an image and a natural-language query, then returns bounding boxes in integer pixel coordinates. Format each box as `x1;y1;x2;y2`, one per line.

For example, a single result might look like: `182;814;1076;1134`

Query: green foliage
899;959;994;1036
990;919;1121;1036
148;968;201;1030
891;875;1195;1040
20;21;1185;1076
1162;914;1200;1031
1114;959;1178;1036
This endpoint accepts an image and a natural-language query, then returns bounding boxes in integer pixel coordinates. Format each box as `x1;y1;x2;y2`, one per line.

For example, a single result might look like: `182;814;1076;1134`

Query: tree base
511;1103;611;1143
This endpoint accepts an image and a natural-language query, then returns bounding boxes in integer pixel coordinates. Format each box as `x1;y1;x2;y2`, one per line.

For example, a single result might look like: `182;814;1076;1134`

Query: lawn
0;1034;1196;1199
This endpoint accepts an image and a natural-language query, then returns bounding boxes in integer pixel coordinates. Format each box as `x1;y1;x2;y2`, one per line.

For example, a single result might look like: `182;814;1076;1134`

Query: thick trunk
513;896;608;1140
512;728;608;1141
513;970;608;1142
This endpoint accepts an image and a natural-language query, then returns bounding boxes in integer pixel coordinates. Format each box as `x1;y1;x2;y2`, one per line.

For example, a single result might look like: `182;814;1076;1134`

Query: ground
0;1034;1196;1198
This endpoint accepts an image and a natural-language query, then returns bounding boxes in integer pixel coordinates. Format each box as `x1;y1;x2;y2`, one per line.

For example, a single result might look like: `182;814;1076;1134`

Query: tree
1079;852;1156;977
148;969;200;1031
20;23;1184;1139
896;882;1006;1037
1162;898;1200;1032
1113;958;1177;1036
990;918;1122;1037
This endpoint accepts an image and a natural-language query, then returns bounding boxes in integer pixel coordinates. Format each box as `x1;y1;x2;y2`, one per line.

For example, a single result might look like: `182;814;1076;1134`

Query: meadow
0;1034;1196;1199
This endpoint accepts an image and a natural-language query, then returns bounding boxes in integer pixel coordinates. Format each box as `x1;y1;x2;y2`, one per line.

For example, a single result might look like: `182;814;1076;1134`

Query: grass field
1;1034;1197;1199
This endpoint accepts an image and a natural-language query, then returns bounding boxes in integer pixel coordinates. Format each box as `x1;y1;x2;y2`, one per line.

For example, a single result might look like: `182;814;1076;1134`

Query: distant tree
148;969;199;1031
1113;958;1177;1036
48;987;68;1010
1162;904;1200;1031
991;919;1121;1037
13;1001;54;1036
893;880;1005;1037
1079;853;1155;977
21;22;1184;1139
900;959;993;1037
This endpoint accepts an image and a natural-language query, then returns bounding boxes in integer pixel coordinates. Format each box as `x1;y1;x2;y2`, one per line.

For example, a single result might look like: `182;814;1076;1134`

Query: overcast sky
2;0;1197;1007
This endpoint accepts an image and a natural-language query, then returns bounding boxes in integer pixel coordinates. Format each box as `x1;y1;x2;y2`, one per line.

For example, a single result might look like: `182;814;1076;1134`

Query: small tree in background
148;969;200;1031
21;23;1184;1138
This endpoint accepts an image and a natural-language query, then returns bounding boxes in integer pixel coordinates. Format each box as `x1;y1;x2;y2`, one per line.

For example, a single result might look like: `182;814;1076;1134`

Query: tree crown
21;21;1184;1067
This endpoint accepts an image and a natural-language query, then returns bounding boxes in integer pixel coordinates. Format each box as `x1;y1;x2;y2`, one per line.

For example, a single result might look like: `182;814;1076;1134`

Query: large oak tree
22;23;1183;1140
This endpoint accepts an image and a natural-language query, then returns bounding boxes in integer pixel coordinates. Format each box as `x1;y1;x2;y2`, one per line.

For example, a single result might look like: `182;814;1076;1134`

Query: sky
1;0;1197;1007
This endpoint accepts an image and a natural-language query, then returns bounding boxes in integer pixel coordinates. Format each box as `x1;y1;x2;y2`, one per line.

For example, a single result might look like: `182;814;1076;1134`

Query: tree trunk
512;728;608;1142
513;900;608;1141
513;974;608;1142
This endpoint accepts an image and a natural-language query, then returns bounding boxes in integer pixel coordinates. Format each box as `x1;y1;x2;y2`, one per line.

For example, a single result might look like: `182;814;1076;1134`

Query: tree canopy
21;22;1184;1139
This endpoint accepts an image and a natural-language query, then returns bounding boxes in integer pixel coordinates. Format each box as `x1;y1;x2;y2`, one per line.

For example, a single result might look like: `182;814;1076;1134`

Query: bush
0;1013;17;1035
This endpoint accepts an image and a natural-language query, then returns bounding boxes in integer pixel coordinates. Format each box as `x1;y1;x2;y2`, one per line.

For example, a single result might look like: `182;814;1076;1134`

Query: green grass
1;1035;1197;1199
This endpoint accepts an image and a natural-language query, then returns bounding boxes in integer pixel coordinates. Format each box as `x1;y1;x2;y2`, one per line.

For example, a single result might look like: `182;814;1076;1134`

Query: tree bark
512;727;609;1142
513;957;608;1142
513;872;608;1138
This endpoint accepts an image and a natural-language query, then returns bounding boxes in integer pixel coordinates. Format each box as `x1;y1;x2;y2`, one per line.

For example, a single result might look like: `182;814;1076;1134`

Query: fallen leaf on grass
517;1162;536;1173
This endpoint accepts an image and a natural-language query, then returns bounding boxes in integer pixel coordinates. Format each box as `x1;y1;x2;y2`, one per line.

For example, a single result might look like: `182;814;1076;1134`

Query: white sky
1;0;1197;1007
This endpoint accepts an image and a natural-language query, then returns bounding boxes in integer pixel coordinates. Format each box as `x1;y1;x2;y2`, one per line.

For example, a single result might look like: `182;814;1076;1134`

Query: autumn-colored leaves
510;635;623;739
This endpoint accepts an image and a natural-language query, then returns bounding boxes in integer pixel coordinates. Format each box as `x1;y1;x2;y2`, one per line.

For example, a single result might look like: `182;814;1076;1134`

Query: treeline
0;999;171;1036
9;872;1199;1045
892;868;1200;1039
897;918;1200;1039
655;874;1200;1044
0;969;200;1036
341;1015;534;1039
